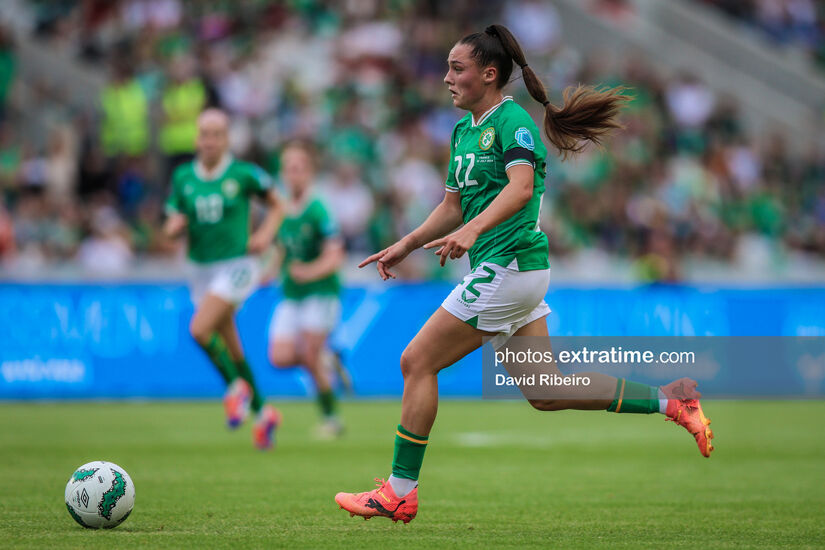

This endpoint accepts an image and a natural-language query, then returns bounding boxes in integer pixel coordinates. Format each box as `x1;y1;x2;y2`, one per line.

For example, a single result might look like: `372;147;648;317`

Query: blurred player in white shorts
267;140;347;439
164;108;282;450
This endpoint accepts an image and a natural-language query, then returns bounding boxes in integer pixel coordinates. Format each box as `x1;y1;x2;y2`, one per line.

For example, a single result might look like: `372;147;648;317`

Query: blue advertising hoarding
1;283;824;399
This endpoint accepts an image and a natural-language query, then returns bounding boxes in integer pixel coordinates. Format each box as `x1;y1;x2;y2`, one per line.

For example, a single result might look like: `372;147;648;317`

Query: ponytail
466;24;631;159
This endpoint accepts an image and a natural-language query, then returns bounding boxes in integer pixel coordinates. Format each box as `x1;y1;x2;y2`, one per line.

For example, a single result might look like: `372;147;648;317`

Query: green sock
234;358;264;413
203;333;239;384
391;424;428;481
606;378;660;413
318;390;336;418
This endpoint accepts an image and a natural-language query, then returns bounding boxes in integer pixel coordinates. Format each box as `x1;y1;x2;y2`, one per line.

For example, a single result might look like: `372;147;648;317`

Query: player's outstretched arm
359;190;463;280
248;190;282;254
289;238;345;283
163;213;188;239
424;164;534;266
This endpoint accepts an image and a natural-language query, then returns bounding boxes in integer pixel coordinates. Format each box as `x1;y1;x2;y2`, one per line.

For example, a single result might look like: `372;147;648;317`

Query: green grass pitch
1;400;824;549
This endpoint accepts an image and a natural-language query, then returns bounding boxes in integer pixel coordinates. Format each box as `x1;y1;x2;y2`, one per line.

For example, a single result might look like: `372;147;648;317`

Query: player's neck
289;187;310;209
201;155;225;173
469;91;505;125
196;153;231;181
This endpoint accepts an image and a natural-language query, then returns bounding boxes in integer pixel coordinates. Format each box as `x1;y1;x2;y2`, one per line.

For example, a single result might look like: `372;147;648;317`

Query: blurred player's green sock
318;390;336;418
607;378;660;414
234;358;264;413
204;333;239;384
391;424;428;488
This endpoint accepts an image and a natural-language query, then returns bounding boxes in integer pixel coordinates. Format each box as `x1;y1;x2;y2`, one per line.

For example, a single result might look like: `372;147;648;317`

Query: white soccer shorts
189;255;261;306
268;295;341;340
441;261;551;349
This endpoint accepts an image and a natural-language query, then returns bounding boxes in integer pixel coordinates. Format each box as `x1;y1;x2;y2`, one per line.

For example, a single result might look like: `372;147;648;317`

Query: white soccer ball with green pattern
64;461;135;529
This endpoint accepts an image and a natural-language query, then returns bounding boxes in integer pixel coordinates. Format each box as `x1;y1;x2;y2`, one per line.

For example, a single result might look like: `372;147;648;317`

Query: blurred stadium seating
693;0;825;71
0;0;821;283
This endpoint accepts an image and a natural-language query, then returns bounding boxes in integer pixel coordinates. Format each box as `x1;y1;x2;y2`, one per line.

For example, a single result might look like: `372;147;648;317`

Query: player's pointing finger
423;238;445;250
358;250;387;268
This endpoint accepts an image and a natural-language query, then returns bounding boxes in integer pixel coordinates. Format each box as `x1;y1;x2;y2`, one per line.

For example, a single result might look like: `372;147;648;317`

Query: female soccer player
335;25;713;523
267;141;346;438
164;108;281;450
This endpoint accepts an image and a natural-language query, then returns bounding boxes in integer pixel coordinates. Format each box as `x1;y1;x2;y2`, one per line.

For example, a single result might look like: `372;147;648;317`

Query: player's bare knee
267;348;282;367
399;348;422;379
189;320;211;346
268;346;295;368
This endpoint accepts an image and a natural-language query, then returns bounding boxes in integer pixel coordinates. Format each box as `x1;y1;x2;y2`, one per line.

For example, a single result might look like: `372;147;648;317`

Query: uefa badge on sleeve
515;127;534;151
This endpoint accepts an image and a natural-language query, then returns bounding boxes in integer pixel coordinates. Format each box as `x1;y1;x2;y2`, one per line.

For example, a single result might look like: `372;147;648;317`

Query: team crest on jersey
515;127;534;151
478;127;495;150
222;179;240;198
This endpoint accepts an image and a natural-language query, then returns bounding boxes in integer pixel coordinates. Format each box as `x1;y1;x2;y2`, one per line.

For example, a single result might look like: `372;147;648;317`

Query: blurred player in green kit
164;108;282;450
267;141;346;439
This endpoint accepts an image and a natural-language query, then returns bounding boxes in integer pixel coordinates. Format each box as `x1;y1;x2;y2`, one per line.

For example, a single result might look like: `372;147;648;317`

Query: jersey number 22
454;153;478;189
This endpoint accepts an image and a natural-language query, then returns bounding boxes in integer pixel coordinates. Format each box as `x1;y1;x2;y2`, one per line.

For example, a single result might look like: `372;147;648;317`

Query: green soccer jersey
165;155;273;263
278;195;341;299
445;96;549;271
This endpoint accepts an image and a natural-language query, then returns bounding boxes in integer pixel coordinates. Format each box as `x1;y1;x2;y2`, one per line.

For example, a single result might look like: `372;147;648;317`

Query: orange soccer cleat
252;405;281;450
335;478;418;523
666;398;714;457
224;378;251;429
660;377;702;400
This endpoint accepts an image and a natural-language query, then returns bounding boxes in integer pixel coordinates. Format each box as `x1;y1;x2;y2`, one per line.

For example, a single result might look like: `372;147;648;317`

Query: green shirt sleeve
498;108;539;171
242;162;274;196
313;199;340;240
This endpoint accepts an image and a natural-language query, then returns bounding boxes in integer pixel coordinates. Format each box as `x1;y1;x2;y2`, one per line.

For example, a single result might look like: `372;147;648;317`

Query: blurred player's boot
666;398;714;457
315;417;345;440
224;378;251;429
335;478;418;523
253;405;281;450
324;348;354;395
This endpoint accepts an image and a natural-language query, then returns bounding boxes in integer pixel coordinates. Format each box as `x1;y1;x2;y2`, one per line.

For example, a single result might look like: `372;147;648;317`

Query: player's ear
481;66;497;84
482;66;497;85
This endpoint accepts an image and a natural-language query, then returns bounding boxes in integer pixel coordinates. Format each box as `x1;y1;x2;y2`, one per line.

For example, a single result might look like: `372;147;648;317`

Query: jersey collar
287;189;314;216
194;153;233;181
471;95;513;127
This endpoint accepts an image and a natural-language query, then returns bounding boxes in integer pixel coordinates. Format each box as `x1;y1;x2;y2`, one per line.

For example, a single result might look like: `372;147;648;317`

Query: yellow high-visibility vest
159;79;206;155
100;79;149;157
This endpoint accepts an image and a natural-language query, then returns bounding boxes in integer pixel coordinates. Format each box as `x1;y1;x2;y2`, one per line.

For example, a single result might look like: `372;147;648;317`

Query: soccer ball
64;461;135;529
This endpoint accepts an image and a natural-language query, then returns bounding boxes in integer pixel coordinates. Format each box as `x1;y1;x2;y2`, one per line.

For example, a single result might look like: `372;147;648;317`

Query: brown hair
281;138;318;169
459;24;630;159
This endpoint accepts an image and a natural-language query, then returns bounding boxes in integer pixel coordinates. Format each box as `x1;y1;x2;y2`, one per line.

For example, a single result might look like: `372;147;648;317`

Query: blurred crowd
695;0;825;70
0;0;823;282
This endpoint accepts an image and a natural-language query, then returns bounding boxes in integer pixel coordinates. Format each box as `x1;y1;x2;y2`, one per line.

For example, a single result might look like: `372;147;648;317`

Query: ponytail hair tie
520;63;528;69
542;100;550;107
